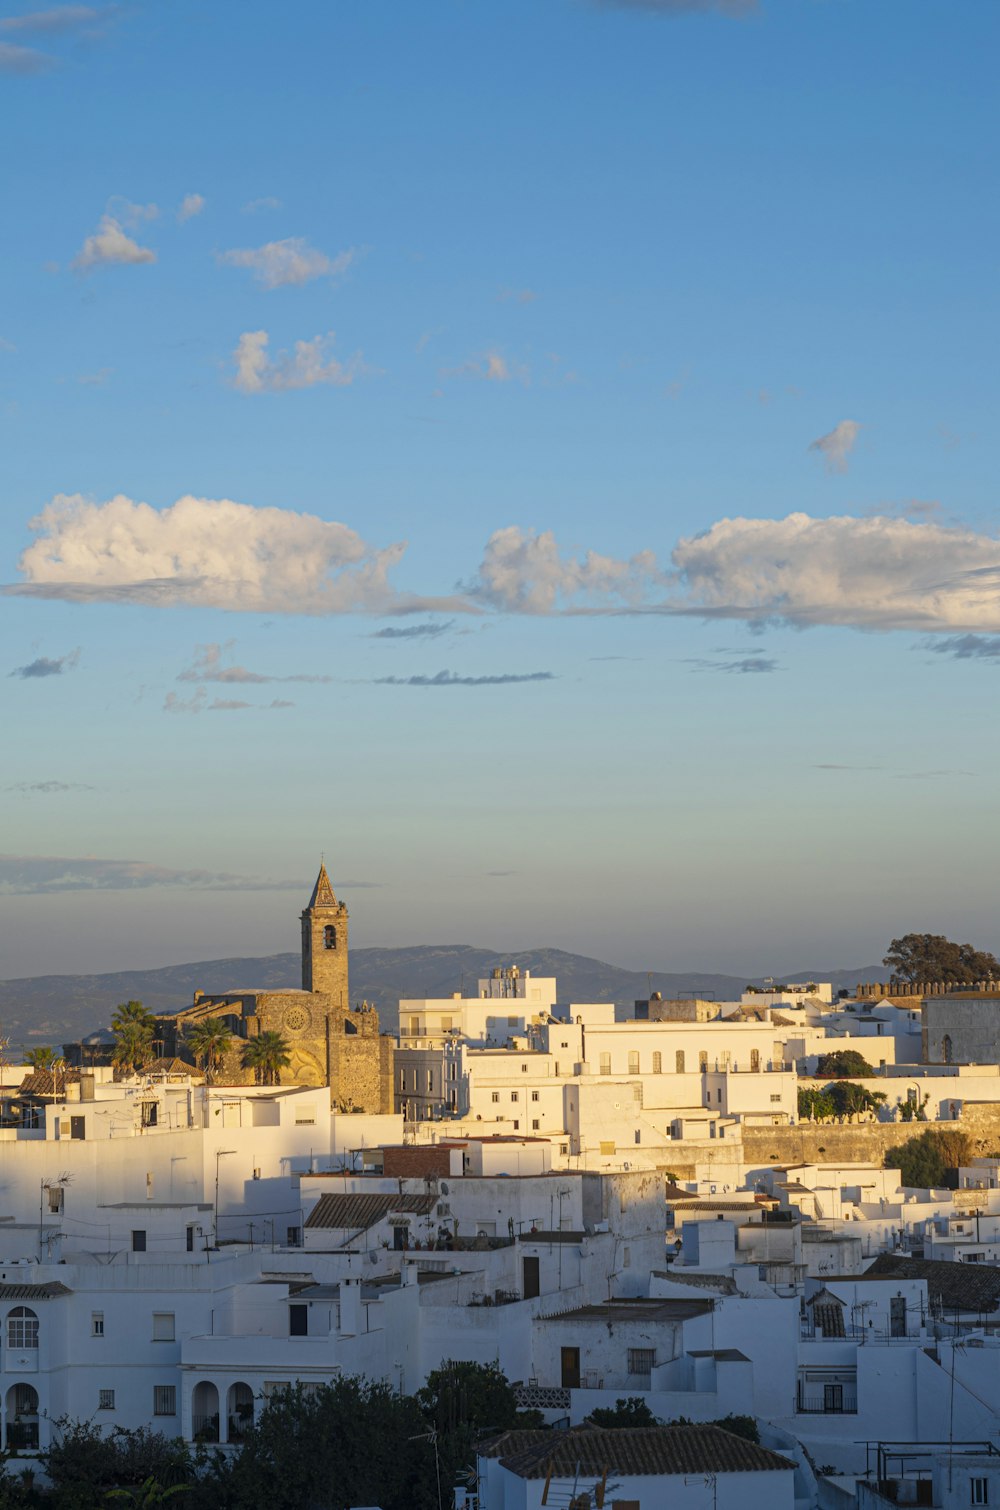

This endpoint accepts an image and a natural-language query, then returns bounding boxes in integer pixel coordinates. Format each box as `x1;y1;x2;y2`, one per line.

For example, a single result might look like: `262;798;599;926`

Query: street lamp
213;1150;237;1248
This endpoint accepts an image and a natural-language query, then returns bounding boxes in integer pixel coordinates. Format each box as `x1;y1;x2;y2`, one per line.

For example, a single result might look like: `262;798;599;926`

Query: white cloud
241;196;282;214
671;512;1000;631
808;419;861;474
218;237;354;289
0;39;52;71
71;214;156;271
107;197;159;227
177;192;205;223
232;330;369;393
7;492;466;616
474;527;664;613
444;349;528;385
0;6;108;36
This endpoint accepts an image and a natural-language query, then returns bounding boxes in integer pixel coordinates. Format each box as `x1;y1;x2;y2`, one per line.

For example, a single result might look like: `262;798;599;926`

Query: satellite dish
441;1182;450;1195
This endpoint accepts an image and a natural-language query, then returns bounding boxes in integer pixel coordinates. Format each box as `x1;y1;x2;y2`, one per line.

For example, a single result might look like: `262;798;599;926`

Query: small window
628;1051;639;1074
324;925;336;950
153;1386;176;1417
48;1187;64;1214
532;1119;540;1130
512;1120;519;1130
98;1389;115;1411
186;1226;195;1253
699;1050;708;1071
531;1090;539;1101
634;1129;641;1144
971;1480;988;1506
286;1226;302;1247
152;1312;175;1342
510;1091;519;1102
91;1312;104;1337
675;1050;685;1074
141;1101;158;1128
599;1053;611;1076
491;1092;500;1103
521;1064;529;1073
652;1052;662;1074
770;1093;781;1103
132;1230;147;1253
289;1304;308;1337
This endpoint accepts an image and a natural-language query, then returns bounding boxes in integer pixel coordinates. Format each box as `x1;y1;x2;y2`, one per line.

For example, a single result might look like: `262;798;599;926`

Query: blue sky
2;0;998;979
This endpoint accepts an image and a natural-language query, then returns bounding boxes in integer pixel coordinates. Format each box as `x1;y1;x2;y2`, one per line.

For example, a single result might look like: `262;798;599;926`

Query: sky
1;0;998;981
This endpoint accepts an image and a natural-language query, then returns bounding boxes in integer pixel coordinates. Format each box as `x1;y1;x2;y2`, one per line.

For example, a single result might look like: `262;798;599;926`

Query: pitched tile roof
304;1192;436;1231
499;1425;794;1479
0;1283;72;1301
17;1070;80;1097
862;1253;1000;1312
480;1429;555;1460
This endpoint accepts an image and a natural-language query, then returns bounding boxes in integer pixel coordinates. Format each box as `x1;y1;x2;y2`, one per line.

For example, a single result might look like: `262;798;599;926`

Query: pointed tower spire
307;861;336;909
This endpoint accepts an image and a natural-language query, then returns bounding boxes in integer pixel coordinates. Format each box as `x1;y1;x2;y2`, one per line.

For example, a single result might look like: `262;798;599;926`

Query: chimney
339;1277;363;1335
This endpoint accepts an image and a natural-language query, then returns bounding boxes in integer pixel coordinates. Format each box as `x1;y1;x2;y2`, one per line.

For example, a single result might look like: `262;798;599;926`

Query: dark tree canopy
885;1129;972;1189
587;1398;658;1429
883;934;999;985
815;1050;874;1078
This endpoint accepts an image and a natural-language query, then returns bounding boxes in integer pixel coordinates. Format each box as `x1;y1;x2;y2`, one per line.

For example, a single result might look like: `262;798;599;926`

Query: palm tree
241;1031;291;1086
185;1018;234;1084
111;1000;156;1076
24;1047;57;1071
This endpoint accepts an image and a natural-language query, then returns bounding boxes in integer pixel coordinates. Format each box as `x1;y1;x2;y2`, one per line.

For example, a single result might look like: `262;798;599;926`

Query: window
399;1070;406;1090
652;1052;662;1074
7;1308;38;1350
599;1053;611;1076
531;1090;540;1101
141;1101;158;1128
770;1093;781;1103
628;1051;639;1075
449;1063;457;1080
491;1092;500;1103
675;1050;685;1074
532;1119;540;1130
634;1129;641;1144
717;1089;723;1103
48;1186;64;1214
186;1226;195;1253
98;1390;115;1411
426;1070;433;1091
91;1312;104;1337
510;1091;519;1102
289;1304;308;1336
153;1386;176;1417
286;1226;302;1247
699;1050;708;1071
521;1064;529;1073
324;925;336;950
295;1106;317;1125
512;1120;519;1130
628;1347;655;1381
971;1480;988;1505
132;1230;147;1252
152;1312;175;1341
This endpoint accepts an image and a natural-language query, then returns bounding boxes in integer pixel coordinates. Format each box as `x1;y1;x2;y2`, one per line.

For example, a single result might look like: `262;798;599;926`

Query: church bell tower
301;861;349;1006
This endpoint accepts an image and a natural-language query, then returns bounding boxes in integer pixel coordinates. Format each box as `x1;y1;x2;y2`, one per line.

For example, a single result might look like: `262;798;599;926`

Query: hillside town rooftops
304;1192;436;1231
862;1253;1000;1312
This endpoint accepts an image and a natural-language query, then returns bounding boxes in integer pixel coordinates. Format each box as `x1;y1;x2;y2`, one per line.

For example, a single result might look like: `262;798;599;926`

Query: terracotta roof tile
499;1425;794;1479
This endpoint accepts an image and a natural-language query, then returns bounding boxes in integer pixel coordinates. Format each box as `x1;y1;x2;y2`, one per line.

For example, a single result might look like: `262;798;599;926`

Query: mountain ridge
0;946;890;1050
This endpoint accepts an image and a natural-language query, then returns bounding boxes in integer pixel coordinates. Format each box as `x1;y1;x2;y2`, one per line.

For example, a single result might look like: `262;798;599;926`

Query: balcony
796;1385;857;1414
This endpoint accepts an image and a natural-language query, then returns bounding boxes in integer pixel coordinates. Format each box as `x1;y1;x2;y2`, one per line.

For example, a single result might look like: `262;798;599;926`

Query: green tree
184;1019;233;1085
886;1129;972;1189
587;1398;658;1428
24;1047;57;1072
798;1087;835;1122
825;1081;887;1118
110;1003;156;1077
883;934;999;985
241;1032;291;1087
815;1050;874;1078
417;1360;544;1487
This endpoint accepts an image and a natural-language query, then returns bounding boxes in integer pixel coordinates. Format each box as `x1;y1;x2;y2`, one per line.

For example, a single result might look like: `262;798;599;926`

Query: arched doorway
6;1383;39;1451
192;1381;220;1442
226;1382;254;1442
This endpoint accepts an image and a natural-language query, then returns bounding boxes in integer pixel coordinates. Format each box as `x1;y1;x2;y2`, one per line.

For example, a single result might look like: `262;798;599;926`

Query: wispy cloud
374;669;554;687
241;196;282;214
177;642;332;684
496;288;536;304
5;780;95;793
808;419;861;474
77;366;112;386
71;214;156;271
164;688;295;714
218;238;354;289
370;620;454;640
0;39;52;71
685;654;779;674
177;192;205;223
443;350;527;384
0;854;306;896
232;329;369;393
10;648;80;679
0;6;116;36
6;492;467;616
927;635;1000;662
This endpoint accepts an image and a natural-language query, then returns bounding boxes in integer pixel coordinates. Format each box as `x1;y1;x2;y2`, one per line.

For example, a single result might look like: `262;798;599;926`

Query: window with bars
627;1347;655;1380
652;1052;662;1074
599;1053;611;1075
628;1051;640;1074
92;1312;104;1337
153;1386;176;1416
98;1390;115;1411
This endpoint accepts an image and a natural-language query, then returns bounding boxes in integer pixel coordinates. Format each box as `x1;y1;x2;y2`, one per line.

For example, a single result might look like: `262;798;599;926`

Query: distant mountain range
0;946;890;1052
